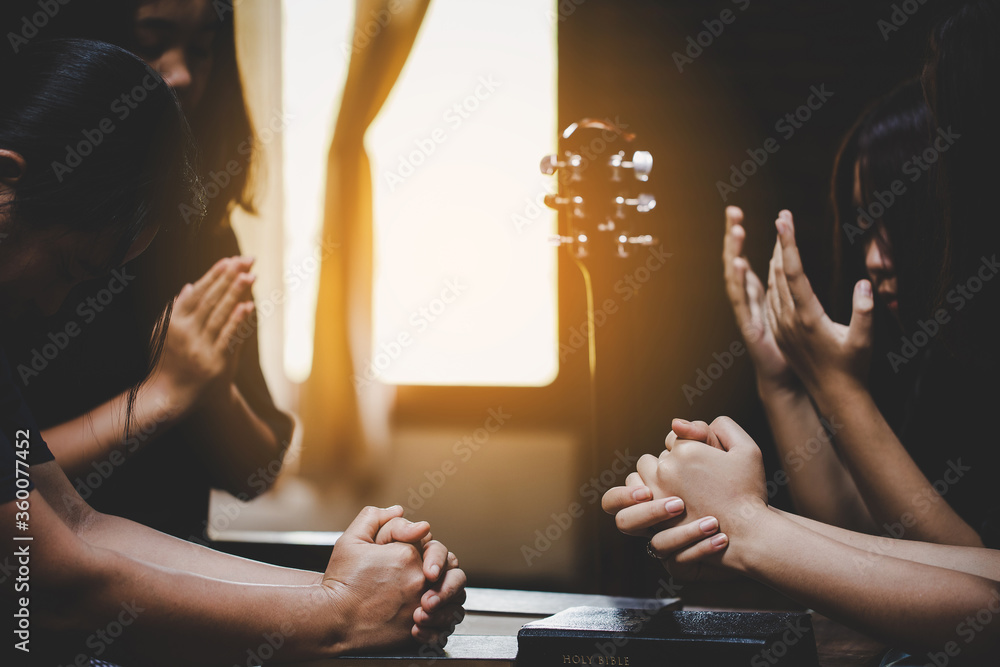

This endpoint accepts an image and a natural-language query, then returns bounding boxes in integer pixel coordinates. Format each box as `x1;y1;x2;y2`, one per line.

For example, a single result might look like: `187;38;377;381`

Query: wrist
807;372;869;415
757;377;806;405
721;499;773;574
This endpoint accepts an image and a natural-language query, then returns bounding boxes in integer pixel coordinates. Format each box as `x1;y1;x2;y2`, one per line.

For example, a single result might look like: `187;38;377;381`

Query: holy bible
516;607;819;667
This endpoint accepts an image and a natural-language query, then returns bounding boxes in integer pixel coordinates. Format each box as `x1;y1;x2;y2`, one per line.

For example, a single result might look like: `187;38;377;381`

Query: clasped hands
602;417;768;580
322;505;466;651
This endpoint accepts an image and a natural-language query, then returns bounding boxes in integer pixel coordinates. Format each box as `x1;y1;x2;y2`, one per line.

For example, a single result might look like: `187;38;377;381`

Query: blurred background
6;0;948;596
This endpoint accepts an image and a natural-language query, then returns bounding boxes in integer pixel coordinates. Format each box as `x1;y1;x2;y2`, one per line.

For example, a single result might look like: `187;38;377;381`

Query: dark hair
922;0;1000;366
0;38;203;261
0;38;204;437
2;0;258;226
831;79;940;330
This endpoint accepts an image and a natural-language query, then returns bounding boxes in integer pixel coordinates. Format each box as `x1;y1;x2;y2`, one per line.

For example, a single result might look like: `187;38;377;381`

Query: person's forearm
727;508;1000;657
78;509;322;586
190;383;288;498
773;508;1000;580
759;383;874;532
809;378;982;546
54;541;343;665
42;380;182;479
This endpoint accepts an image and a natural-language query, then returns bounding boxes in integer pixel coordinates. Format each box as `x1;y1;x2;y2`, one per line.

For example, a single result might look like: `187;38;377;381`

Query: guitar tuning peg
540;154;559;175
629;151;653;180
615;193;656;213
544;193;583;210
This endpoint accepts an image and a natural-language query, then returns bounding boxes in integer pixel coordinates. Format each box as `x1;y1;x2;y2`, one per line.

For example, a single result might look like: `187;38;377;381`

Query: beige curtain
299;0;432;483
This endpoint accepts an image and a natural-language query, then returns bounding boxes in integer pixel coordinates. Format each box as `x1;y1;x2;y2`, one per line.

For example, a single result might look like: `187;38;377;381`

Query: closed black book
516;607;818;667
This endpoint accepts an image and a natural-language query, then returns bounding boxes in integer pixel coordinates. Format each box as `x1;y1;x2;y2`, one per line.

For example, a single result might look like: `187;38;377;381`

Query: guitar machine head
540;118;657;259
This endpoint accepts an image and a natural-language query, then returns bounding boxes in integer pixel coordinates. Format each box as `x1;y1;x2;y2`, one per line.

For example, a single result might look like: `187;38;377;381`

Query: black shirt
0;345;53;505
0;221;293;540
872;334;1000;549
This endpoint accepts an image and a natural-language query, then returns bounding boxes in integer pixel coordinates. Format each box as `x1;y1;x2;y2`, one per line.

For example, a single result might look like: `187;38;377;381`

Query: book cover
516;607;818;667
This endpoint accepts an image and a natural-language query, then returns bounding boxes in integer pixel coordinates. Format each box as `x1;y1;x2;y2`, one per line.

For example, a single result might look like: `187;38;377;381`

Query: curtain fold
299;0;432;483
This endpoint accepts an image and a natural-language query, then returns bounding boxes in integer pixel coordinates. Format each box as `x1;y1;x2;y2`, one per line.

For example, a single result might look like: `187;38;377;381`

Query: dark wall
556;0;949;594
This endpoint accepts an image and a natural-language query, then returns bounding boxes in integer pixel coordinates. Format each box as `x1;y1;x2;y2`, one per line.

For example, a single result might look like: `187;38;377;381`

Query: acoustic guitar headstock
540;118;657;260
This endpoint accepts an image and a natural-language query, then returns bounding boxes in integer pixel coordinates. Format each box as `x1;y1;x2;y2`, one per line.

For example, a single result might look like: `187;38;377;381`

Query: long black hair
922;0;1000;367
0;38;204;437
831;79;941;331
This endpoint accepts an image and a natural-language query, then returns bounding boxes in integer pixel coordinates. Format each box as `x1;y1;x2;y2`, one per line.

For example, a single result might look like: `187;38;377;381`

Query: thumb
848;279;874;349
708;416;757;454
341;505;405;544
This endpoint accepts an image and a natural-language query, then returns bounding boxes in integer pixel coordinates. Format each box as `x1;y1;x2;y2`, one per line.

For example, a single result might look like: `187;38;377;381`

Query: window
281;0;559;386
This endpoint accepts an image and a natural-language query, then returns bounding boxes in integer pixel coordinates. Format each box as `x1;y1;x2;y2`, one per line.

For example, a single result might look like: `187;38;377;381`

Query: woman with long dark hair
0;0;294;541
602;0;1000;659
0;38;465;665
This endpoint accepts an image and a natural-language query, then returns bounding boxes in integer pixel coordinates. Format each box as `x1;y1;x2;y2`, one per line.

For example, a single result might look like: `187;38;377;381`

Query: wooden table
285;587;889;666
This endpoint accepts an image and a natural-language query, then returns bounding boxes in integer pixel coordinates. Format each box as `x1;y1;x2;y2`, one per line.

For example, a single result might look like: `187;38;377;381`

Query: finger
636;453;659;487
727;254;754;330
663;430;677;452
648;516;720;557
183;257;231;312
602;485;653;514
422;567;467;612
708;416;757;454
671;532;729;564
341;505;405;544
723;206;745;260
205;272;255;339
374;517;431;546
614;497;685;535
775;211;825;322
446;551;459;570
770;233;794;312
422;540;449;581
414;603;466;630
674;419;725;450
412;622;457;649
194;259;248;324
848;279;874;350
215;301;254;356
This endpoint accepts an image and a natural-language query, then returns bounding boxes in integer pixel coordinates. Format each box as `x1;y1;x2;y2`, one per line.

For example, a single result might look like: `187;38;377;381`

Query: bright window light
282;0;558;386
369;0;559;386
281;1;352;383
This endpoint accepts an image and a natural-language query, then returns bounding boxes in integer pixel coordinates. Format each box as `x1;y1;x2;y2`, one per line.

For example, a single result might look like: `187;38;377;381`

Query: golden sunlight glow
281;1;351;383
368;0;559;386
282;0;558;386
